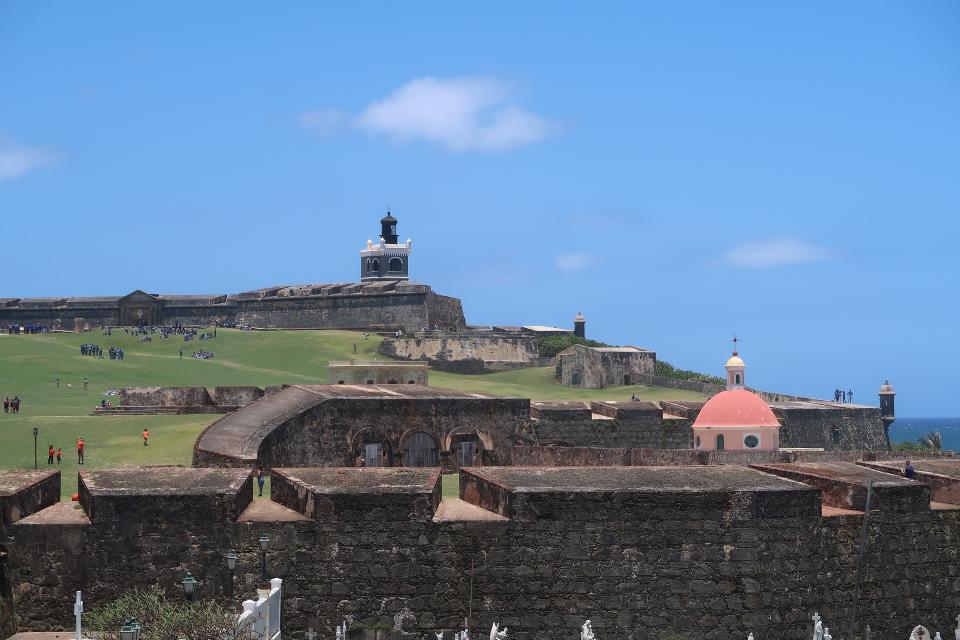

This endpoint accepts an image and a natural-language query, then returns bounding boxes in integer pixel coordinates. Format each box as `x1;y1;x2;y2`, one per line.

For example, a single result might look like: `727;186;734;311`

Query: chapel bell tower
725;337;746;390
361;210;411;282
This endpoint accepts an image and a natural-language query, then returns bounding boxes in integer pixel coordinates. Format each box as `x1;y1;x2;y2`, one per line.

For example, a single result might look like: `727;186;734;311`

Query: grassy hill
0;328;706;498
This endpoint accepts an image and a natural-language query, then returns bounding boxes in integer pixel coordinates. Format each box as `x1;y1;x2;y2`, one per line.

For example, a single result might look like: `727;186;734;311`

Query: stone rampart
0;471;61;640
193;385;530;471
530;401;692;448
378;336;538;364
116;386;263;414
7;465;960;639
0;284;465;332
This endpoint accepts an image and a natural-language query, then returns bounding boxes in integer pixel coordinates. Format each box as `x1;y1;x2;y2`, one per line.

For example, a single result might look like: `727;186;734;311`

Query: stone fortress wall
5;463;960;640
0;282;466;332
187;385;893;471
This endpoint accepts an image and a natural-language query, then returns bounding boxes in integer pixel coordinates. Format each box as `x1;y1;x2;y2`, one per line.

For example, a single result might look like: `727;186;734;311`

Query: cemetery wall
6;468;960;640
510;445;960;468
0;471;61;640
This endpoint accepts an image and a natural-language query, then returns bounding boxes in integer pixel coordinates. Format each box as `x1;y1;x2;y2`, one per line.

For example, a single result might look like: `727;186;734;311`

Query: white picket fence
237;577;282;640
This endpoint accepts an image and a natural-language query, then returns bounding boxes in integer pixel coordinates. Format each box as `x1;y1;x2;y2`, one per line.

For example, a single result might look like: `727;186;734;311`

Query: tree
919;431;943;451
86;589;244;640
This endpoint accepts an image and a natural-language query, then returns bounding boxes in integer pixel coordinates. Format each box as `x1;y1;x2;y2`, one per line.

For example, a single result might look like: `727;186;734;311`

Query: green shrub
85;589;242;640
535;335;610;358
891;441;927;452
655;360;724;386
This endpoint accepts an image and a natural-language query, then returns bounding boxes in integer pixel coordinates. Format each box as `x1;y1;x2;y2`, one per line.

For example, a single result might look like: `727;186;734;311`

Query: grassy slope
0;329;704;498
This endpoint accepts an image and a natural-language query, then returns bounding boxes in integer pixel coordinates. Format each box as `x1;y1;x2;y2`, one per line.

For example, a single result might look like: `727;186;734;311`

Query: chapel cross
732;334;740;354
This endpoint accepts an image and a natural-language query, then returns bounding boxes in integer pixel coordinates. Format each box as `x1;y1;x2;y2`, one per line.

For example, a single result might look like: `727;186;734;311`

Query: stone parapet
5;464;960;638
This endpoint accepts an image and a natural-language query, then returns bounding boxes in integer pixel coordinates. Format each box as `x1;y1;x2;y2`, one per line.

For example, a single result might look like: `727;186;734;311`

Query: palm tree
919;430;943;451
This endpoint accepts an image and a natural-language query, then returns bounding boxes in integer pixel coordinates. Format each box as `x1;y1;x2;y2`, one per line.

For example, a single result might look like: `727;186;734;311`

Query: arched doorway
716;434;725;450
403;432;439;467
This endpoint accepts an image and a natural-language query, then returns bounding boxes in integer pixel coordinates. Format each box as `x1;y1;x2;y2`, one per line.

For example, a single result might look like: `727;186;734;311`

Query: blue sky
1;2;958;417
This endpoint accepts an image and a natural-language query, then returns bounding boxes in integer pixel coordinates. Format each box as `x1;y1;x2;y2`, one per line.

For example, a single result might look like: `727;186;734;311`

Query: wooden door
403;432;438;467
457;441;475;467
364;443;383;467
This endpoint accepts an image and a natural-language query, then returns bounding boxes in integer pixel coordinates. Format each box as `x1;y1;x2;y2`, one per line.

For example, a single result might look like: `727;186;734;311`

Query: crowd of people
3;396;21;413
192;350;215;359
80;343;102;357
833;388;855;404
108;347;125;360
6;323;49;334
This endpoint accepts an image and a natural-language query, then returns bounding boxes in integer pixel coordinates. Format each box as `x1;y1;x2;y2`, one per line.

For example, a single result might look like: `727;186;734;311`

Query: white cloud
555;252;596;272
724;238;832;268
299;109;350;136
0;141;55;181
302;77;554;152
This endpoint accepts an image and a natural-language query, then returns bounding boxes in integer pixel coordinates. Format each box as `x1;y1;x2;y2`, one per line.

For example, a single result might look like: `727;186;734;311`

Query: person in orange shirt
56;448;62;465
143;429;149;446
76;438;85;465
47;445;54;465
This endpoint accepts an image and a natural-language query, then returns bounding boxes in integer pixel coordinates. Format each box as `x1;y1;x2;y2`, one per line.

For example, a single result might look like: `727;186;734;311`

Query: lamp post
182;571;197;601
119;618;142;640
258;534;269;579
32;427;38;469
226;550;237;597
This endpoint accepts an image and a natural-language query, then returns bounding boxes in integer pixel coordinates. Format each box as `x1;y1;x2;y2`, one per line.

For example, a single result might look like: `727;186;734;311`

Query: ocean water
889;417;960;451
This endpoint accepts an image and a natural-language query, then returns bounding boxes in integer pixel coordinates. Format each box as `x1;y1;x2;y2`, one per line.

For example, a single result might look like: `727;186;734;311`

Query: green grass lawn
0;328;704;499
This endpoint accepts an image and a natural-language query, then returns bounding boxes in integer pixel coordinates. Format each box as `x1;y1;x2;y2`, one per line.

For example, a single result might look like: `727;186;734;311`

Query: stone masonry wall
775;406;891;451
8;469;960;639
0;287;466;332
235;293;434;331
379;336;538;363
532;415;692;448
510;445;960;468
255;397;530;471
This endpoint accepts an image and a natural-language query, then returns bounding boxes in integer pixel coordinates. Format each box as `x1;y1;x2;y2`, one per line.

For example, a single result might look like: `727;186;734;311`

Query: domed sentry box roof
380;212;397;225
694;389;779;428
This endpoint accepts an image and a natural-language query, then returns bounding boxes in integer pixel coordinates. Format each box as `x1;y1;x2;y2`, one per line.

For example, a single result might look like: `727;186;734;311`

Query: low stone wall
120;386;213;407
117;386;263;413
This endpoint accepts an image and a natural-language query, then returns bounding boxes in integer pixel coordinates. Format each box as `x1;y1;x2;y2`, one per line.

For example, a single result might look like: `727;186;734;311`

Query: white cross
306;628;316;640
812;612;821;626
74;591;83;640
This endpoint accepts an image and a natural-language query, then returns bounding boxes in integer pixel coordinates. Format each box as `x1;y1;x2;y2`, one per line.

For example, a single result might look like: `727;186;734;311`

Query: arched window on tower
372;259;380;272
735;374;741;385
389;257;403;272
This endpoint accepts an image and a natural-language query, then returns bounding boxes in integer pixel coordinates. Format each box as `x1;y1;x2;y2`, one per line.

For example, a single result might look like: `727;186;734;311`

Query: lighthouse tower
361;210;412;282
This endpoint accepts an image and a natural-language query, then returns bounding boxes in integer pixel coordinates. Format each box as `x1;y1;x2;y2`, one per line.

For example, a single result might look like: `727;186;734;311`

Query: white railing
237;578;282;640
